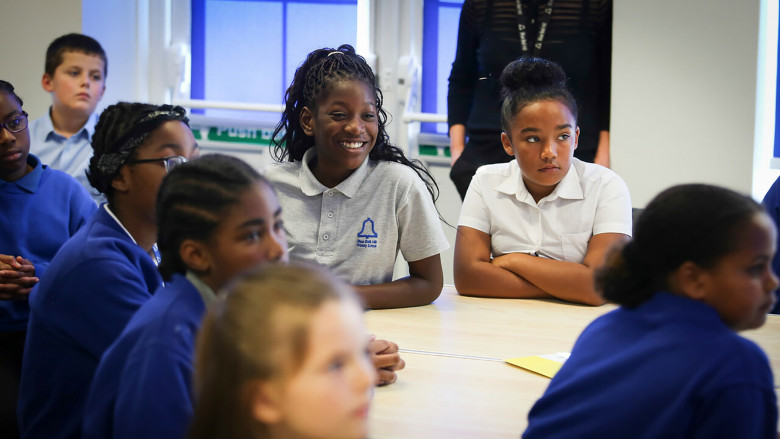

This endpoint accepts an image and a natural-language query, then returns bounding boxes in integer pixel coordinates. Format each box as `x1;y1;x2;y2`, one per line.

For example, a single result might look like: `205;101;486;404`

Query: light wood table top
366;286;780;438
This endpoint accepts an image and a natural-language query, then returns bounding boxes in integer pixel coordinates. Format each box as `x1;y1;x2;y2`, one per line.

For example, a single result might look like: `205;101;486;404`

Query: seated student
265;44;449;309
453;57;632;305
761;174;780;314
188;262;376;439
18;102;199;439
29;33;107;202
83;154;406;439
523;184;778;439
0;81;95;436
82;154;288;439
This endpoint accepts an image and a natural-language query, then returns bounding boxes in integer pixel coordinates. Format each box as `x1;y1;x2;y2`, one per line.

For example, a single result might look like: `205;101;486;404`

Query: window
420;0;464;133
190;0;358;124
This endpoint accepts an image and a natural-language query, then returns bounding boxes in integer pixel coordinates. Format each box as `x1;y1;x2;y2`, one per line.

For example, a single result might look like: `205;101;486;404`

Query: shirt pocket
560;231;591;262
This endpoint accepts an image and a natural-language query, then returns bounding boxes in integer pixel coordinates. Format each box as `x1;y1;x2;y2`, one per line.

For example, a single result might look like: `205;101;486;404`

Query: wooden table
365;286;780;438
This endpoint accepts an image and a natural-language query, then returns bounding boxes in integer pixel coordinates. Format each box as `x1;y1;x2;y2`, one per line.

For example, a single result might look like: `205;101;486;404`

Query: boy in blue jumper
0;81;95;437
29;33;107;203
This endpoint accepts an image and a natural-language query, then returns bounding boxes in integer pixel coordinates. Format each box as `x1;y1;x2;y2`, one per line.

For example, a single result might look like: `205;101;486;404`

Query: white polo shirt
264;148;449;285
458;158;632;262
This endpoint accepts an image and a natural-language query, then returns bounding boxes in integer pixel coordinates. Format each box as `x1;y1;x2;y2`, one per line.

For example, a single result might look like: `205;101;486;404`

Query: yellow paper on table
505;352;571;378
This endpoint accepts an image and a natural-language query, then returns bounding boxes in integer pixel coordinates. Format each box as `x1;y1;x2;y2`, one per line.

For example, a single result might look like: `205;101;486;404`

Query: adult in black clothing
448;0;612;200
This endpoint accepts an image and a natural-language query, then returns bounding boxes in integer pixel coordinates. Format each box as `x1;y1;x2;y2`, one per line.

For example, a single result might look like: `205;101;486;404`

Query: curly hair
499;57;578;135
271;44;439;203
86;102;189;206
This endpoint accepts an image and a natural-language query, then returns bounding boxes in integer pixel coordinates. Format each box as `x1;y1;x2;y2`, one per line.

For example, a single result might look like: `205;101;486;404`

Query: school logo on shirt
357;217;378;249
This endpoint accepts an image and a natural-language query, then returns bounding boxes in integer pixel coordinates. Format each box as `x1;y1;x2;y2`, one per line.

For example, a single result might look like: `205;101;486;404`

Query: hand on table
368;335;405;386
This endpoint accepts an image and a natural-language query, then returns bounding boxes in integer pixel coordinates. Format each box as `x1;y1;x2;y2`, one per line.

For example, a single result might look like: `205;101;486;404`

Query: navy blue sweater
0;154;96;332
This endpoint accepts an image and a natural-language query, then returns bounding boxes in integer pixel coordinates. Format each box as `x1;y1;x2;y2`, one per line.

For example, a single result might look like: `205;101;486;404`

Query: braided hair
87;102;189;206
0;80;23;107
499;57;578;135
156;154;268;281
595;184;764;307
271;44;439;202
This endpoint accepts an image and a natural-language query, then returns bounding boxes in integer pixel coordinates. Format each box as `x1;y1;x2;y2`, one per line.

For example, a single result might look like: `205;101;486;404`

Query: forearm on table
354;256;443;309
492;253;605;305
454;259;548;299
354;277;440;309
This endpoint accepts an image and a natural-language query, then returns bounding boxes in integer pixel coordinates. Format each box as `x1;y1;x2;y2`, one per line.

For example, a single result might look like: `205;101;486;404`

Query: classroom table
365;286;780;439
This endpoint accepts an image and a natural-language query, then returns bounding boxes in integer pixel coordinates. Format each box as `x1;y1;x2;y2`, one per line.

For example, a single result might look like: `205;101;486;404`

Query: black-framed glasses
0;112;28;133
126;155;188;172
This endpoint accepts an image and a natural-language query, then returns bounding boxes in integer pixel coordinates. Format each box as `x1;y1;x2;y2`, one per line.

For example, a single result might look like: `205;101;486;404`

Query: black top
447;0;612;155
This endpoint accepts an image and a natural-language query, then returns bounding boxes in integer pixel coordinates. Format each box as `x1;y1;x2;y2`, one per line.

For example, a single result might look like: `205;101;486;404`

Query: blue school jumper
761;175;780;314
523;292;778;439
0;154;96;332
83;273;206;439
17;205;162;439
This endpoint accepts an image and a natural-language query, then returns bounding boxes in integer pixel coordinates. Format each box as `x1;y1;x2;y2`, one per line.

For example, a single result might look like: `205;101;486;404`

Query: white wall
611;0;764;207
0;0;82;120
0;0;145;119
81;0;142;112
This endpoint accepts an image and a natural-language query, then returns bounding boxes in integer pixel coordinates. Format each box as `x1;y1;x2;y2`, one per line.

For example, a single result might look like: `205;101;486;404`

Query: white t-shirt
458;158;632;262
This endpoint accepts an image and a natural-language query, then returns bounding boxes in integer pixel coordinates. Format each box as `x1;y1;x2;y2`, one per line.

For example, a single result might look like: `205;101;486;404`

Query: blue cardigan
0;154;96;332
523;292;778;439
18;205;162;439
83;273;206;439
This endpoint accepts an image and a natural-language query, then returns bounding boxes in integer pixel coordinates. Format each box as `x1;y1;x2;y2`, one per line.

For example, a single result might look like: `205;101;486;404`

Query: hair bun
499;57;567;92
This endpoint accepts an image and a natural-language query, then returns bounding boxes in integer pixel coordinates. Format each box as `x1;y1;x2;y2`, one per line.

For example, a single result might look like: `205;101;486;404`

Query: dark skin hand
0;254;37;300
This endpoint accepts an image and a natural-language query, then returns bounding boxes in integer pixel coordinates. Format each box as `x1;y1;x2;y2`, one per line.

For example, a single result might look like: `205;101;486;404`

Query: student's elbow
418;280;442;305
574;291;607;306
454;267;487;297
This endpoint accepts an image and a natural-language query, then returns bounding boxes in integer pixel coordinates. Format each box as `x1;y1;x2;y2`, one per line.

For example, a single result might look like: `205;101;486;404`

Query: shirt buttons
327;212;334;218
323;234;329;240
327;191;334;197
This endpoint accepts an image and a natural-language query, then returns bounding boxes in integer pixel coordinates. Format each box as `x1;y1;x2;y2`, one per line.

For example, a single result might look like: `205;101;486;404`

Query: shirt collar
103;203;161;266
186;271;217;308
298;148;371;198
0;154;43;192
41;108;99;141
494;158;584;204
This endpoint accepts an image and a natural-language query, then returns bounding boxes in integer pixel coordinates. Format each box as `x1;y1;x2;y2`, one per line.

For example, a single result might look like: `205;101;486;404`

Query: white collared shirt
458;158;632;262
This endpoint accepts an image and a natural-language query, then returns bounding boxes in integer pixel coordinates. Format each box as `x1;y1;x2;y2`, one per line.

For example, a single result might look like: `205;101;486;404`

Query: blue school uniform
761;176;780;314
18;205;162;439
523;291;778;439
0;154;96;332
83;273;209;439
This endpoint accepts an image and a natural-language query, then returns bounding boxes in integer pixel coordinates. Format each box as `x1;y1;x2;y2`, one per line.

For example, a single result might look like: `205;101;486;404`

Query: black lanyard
515;0;554;56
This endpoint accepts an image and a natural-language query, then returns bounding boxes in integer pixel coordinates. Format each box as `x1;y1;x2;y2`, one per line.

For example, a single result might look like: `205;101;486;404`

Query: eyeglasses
126;155;188;172
0;112;28;133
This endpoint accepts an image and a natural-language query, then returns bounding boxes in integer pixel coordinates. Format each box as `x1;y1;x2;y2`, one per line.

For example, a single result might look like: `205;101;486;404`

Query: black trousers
0;330;25;439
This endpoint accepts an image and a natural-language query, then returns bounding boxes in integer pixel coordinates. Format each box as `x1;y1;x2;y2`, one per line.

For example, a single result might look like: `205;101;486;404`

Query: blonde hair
188;262;358;439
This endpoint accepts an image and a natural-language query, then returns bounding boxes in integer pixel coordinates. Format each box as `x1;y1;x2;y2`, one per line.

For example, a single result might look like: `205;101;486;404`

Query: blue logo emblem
357;217;378;248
